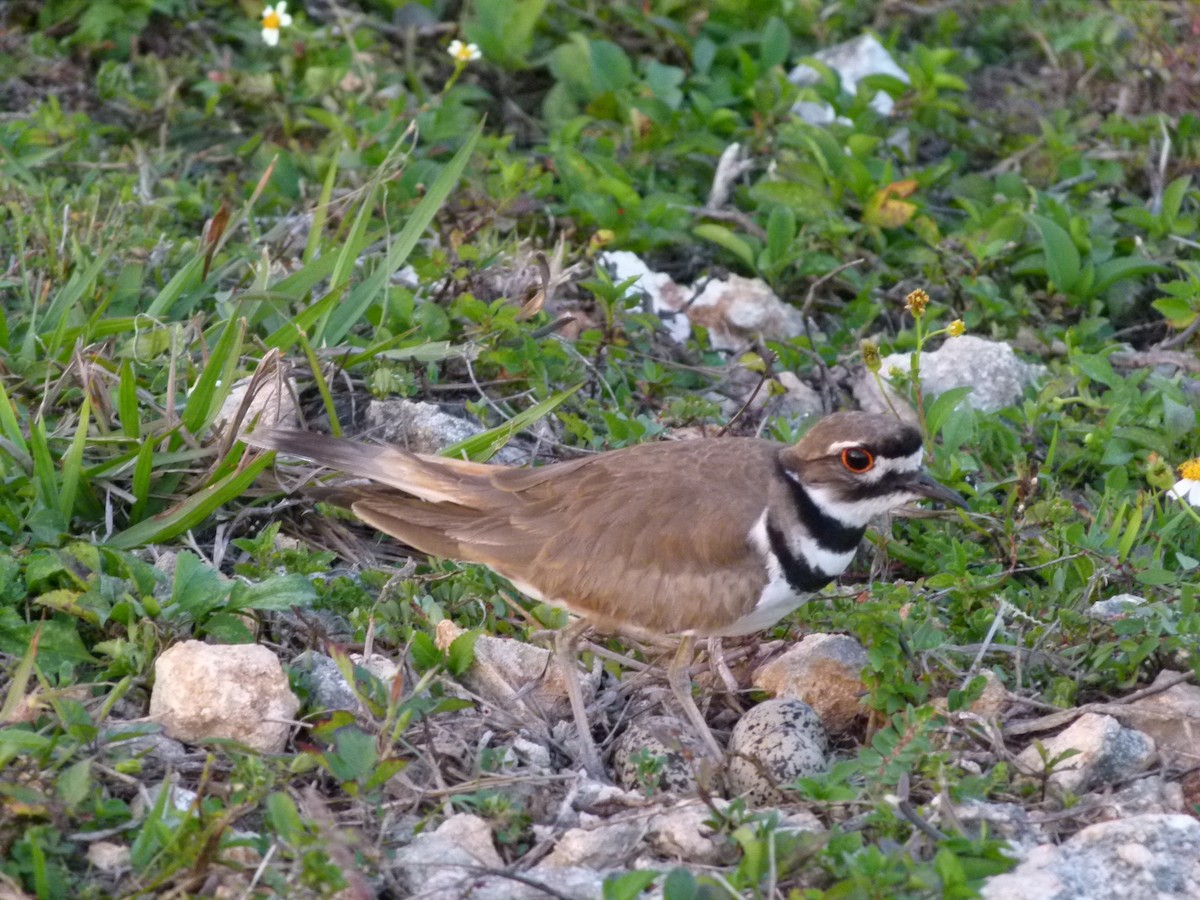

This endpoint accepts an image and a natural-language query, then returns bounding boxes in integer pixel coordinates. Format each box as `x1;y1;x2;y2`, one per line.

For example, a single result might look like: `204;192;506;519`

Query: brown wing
251;429;782;633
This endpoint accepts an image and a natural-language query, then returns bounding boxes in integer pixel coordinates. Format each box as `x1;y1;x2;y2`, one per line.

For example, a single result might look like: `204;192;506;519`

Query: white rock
434;619;597;724
214;374;299;442
1088;594;1149;622
981;814;1200;900
727;699;828;805
539;821;646;868
363;399;527;463
1014;713;1155;795
688;274;806;351
789;34;910;124
149;641;298;753
1120;670;1200;767
391;814;503;898
86;841;131;873
647;801;737;865
752;634;868;734
856;335;1046;416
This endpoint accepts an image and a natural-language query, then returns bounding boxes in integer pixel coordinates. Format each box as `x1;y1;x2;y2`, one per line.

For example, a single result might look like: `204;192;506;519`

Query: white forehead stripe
860;447;925;483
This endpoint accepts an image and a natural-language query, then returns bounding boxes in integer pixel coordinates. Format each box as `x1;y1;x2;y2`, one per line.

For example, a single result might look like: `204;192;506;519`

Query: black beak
907;470;969;510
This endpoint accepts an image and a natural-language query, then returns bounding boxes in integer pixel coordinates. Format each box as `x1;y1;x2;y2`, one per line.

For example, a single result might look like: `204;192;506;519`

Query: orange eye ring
841;447;875;473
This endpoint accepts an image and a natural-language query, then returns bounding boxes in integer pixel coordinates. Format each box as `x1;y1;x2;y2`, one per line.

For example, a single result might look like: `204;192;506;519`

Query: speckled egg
727;699;828;805
613;715;710;795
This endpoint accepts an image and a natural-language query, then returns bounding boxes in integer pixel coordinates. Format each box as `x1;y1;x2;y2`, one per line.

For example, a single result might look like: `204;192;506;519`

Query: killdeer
245;411;966;776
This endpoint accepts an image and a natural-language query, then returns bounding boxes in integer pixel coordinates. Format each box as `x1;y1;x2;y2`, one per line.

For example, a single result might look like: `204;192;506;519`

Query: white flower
448;39;482;64
261;2;293;47
1169;458;1200;508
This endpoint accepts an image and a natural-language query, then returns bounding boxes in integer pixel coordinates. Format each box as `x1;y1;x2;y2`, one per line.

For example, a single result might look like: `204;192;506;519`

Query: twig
1154;312;1200;350
716;342;778;436
1003;670;1195;737
799;258;866;318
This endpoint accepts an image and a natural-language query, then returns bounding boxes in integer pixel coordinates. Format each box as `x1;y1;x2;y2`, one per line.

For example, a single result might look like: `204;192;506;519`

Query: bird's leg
554;617;607;779
707;636;741;697
667;634;725;761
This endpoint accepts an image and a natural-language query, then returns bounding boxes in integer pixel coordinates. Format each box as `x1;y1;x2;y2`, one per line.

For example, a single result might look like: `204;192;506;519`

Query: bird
244;411;966;777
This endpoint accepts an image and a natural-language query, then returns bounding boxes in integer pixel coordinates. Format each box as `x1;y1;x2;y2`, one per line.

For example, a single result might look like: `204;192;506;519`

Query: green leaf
108;452;272;549
321;124;483;346
56;758;92;808
590;40;633;93
1028;214;1081;292
759;17;791;70
1161;175;1192;226
924;386;974;441
118;360;140;440
180;312;245;438
265;791;305;843
230;573;318;611
447;630;480;677
0;624;40;725
1090;257;1167;297
603;870;661;900
693;223;756;269
169;551;230;620
59;395;91;523
441;383;582;462
1152;295;1197;326
1073;353;1117;387
331;734;376;782
766;205;796;265
410;631;443;672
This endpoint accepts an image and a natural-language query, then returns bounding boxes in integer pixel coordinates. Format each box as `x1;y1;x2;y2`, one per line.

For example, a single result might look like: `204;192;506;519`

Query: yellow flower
861;338;881;373
1170;457;1200;507
947;319;965;337
448;39;482;64
261;2;292;47
904;288;929;317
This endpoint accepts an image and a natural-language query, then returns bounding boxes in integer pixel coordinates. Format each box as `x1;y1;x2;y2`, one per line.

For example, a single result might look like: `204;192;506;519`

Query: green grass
0;0;1198;896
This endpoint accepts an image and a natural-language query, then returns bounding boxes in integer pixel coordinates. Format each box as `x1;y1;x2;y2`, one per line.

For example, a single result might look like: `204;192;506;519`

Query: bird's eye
841;448;875;473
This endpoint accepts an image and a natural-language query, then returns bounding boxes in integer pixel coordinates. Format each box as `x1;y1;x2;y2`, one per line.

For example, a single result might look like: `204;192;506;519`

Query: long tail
244;427;496;506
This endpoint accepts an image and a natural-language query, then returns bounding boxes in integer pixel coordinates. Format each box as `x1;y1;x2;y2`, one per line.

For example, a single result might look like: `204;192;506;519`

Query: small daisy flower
904;288;930;317
261;2;293;47
448;39;482;64
1170;458;1200;508
947;319;965;337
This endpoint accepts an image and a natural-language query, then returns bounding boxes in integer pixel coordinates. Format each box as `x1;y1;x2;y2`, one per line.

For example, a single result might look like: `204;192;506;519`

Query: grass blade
320;123;483;346
441;383;582;462
58;395;91;523
108;451;272;549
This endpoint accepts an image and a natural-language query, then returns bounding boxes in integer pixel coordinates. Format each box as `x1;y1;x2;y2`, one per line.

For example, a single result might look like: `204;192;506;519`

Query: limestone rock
434;619;596;724
753;634;868;734
789;34;910;124
646;801;738;865
150;641;298;753
981;814;1200;900
1014;713;1155;795
364;399;527;463
214;373;298;442
391;814;502;898
1088;594;1149;622
856;335;1045;416
687;274;806;352
539;821;646;868
1119;670;1200;767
